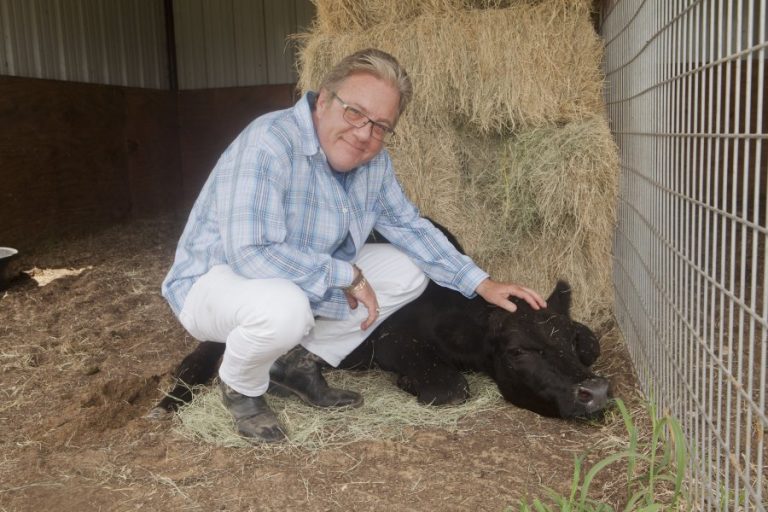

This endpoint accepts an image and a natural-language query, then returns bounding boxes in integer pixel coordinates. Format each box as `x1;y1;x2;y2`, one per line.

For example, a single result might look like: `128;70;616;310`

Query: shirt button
342;208;348;213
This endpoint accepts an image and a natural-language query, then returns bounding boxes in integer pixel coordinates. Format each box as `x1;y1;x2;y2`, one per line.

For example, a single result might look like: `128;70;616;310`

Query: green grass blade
667;413;688;504
578;451;632;509
624;487;650;512
513;398;691;511
567;454;584;506
615;399;637;485
634;505;663;512
532;498;551;512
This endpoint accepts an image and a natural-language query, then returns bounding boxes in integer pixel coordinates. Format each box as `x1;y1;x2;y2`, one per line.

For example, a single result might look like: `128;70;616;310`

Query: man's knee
237;279;315;347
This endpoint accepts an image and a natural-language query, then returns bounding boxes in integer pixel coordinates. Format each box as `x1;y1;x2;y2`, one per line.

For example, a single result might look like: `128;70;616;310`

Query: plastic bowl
0;247;20;290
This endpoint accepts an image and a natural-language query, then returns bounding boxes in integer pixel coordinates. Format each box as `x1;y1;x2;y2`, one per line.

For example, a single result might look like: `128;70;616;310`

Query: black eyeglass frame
330;91;396;142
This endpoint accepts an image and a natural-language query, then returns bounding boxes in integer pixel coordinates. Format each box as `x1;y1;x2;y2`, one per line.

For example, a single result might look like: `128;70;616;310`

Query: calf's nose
575;377;610;415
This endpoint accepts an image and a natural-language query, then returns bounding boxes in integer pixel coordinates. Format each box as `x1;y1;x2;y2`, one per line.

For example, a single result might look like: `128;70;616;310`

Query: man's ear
315;89;328;110
316;87;337;114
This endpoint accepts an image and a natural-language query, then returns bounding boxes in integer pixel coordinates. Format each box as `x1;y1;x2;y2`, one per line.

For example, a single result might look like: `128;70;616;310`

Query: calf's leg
147;341;225;419
369;334;470;405
337;337;376;370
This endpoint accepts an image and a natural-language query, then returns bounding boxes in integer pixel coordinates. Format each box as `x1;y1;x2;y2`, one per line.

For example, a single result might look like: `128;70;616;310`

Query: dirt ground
0;215;645;511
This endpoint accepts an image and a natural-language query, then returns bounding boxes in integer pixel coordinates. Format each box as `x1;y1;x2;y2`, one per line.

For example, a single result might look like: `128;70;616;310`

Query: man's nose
352;121;374;141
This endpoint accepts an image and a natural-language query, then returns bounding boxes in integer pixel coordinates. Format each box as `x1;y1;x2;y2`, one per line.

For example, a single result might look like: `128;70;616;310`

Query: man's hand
344;267;380;330
475;278;547;314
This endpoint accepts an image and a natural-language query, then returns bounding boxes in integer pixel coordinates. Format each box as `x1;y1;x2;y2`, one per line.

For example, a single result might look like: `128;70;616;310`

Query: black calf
151;223;610;419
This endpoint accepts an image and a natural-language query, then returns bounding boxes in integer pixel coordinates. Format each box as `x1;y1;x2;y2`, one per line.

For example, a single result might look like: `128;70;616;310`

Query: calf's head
488;281;610;418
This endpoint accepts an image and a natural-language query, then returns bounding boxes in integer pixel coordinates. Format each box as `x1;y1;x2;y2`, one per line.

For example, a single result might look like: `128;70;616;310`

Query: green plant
513;399;689;512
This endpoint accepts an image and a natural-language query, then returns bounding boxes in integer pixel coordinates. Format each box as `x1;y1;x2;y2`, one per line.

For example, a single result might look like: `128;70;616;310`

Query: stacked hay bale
296;0;618;326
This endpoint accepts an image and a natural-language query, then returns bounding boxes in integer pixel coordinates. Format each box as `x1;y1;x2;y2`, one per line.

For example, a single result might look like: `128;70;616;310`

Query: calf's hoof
398;375;470;406
219;381;286;443
145;406;174;421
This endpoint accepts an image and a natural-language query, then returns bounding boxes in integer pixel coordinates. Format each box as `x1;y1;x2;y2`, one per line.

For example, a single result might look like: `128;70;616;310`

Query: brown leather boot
219;381;286;443
269;345;363;408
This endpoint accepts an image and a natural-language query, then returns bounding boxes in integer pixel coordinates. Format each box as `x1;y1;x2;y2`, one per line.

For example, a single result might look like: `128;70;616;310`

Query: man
162;48;546;443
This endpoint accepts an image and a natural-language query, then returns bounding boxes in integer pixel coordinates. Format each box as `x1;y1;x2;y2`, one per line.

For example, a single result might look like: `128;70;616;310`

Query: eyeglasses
330;91;396;143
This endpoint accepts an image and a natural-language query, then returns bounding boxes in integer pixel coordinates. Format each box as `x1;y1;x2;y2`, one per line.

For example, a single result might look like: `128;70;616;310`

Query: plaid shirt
162;92;488;319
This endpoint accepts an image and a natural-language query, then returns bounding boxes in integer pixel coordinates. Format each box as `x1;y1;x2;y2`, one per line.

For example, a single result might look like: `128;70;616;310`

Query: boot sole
237;427;286;444
268;381;364;409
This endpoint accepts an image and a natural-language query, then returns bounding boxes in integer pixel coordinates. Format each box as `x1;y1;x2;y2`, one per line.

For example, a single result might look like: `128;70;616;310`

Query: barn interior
1;0;765;511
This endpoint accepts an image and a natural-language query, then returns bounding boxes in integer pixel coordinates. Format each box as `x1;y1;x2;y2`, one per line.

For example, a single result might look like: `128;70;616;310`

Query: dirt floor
0;215;646;511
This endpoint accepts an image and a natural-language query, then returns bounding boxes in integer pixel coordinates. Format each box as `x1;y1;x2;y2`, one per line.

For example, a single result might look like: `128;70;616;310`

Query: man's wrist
345;264;367;294
475;277;491;290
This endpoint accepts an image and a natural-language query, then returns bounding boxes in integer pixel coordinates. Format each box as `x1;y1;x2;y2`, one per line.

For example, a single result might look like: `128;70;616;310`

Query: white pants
178;244;428;397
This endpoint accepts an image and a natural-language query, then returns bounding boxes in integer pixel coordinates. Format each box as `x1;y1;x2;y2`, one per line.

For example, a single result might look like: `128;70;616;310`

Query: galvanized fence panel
601;1;766;510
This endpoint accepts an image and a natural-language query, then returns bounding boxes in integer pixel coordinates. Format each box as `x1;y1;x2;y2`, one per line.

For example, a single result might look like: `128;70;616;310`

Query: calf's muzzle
573;377;610;417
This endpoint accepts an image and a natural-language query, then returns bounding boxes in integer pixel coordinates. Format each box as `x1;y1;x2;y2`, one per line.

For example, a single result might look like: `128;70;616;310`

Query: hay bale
385;117;466;221
311;0;594;33
296;1;605;131
295;1;618;325
428;117;617;325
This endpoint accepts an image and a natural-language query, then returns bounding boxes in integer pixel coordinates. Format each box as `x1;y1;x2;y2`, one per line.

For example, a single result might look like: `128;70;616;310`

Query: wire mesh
601;0;766;510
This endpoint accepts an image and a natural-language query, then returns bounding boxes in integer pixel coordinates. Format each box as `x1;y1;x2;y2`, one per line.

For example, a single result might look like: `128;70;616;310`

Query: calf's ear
573;323;600;366
546;280;572;316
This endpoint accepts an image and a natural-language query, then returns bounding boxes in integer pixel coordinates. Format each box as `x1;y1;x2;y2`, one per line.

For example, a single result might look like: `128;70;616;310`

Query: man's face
313;72;400;172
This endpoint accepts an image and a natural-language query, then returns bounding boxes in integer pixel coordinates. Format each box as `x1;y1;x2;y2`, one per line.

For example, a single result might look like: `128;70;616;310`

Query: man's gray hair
319;48;413;116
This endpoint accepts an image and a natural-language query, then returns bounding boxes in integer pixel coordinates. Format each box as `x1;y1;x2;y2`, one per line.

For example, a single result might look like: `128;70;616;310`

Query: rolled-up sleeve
373;161;489;298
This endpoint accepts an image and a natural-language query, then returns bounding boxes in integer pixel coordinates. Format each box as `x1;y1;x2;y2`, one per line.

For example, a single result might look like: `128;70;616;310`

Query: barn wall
0;0;169;88
0;76;299;250
0;76;181;250
173;0;314;89
177;84;298;206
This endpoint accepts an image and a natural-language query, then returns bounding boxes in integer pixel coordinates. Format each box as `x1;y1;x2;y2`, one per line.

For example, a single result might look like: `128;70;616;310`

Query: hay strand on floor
174;370;504;452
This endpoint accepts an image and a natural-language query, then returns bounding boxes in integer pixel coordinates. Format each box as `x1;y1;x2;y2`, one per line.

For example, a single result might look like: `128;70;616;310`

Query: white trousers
178;244;428;397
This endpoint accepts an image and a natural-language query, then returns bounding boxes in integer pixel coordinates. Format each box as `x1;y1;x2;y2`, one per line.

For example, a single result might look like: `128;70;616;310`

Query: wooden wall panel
0;76;178;249
177;84;298;207
124;89;182;218
0;76;128;249
0;75;299;249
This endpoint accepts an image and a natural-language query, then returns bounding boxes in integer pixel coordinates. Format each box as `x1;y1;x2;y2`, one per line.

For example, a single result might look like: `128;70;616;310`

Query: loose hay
175;370;505;452
23;266;94;287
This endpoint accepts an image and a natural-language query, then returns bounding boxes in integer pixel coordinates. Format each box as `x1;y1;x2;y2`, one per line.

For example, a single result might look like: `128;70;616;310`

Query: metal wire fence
600;1;766;509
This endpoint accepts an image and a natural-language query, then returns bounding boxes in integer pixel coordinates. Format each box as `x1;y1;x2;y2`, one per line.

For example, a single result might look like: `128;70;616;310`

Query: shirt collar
294;91;321;157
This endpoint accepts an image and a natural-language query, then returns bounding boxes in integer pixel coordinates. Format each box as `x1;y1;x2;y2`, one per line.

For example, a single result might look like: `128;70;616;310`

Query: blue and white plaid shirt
162;92;489;320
